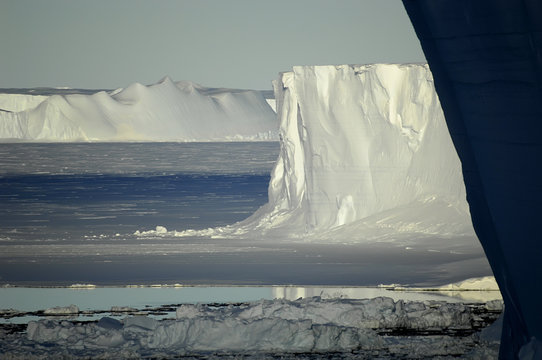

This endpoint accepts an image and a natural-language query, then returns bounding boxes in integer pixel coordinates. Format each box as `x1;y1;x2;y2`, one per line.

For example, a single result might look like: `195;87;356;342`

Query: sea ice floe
43;304;79;315
4;296;501;359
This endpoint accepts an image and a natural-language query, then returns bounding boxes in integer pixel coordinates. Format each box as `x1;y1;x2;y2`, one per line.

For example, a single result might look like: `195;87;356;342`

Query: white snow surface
0;78;277;142
0;94;48;113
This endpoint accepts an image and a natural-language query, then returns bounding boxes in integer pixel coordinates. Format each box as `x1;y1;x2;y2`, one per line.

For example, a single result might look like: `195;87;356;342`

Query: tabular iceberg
237;63;474;239
0;78;277;142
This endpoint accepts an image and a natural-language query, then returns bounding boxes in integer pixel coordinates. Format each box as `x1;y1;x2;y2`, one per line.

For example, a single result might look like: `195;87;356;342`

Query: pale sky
0;0;425;90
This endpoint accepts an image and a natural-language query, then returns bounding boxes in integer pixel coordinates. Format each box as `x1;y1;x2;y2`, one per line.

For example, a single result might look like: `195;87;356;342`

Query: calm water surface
0;142;278;285
0;142;277;241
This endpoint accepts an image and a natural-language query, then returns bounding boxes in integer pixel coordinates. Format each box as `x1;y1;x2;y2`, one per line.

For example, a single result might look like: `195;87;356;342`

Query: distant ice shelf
0;78;278;142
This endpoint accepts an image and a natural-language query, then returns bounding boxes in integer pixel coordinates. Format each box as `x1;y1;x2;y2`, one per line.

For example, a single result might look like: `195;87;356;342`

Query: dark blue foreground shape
402;1;542;359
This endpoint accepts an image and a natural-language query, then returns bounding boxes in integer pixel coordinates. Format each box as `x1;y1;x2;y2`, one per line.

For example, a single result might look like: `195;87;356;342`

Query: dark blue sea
0;142;278;285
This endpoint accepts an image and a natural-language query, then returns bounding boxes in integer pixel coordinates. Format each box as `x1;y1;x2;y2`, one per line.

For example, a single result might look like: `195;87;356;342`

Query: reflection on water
0;285;502;324
0;286;272;313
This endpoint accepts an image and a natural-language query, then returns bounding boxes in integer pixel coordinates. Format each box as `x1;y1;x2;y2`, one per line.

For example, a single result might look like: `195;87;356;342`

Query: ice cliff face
0;78;277;142
245;64;471;235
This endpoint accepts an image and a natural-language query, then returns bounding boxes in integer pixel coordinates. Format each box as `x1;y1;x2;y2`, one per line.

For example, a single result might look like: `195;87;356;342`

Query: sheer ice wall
0;78;277;142
245;64;472;235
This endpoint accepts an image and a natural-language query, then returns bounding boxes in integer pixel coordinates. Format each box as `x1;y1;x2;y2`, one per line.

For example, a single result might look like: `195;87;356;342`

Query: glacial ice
0;78;277;142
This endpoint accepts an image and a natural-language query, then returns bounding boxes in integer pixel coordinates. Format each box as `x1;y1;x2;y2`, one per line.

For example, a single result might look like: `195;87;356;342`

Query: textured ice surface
256;63;468;233
0;94;48;113
0;296;502;359
0;78;277;142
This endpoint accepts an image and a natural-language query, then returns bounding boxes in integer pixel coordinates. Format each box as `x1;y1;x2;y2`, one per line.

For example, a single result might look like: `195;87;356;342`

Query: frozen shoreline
0;289;503;359
0;80;277;142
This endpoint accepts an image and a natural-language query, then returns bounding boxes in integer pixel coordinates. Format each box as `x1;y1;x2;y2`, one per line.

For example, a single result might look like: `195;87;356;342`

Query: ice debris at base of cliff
1;296;502;359
247;63;470;235
139;64;477;246
0;78;277;142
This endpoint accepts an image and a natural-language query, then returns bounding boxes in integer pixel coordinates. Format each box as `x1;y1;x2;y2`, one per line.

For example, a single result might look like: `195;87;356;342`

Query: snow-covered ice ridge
0;78;277;142
2;296;502;359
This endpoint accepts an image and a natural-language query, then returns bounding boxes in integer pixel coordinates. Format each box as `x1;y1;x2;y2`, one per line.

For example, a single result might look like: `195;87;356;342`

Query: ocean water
0;142;501;360
0;142;277;285
0;142;492;287
0;142;278;236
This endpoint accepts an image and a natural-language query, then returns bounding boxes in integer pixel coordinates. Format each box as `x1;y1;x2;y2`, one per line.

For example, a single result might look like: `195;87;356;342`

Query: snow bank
0;78;277;142
15;297;499;358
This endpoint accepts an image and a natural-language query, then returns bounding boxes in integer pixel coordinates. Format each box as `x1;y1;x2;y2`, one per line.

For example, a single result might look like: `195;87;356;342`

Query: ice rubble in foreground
0;78;277;142
1;295;503;359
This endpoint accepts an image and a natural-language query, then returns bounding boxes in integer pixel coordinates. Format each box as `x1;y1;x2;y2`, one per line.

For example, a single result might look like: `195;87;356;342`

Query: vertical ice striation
246;64;470;236
403;1;542;358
